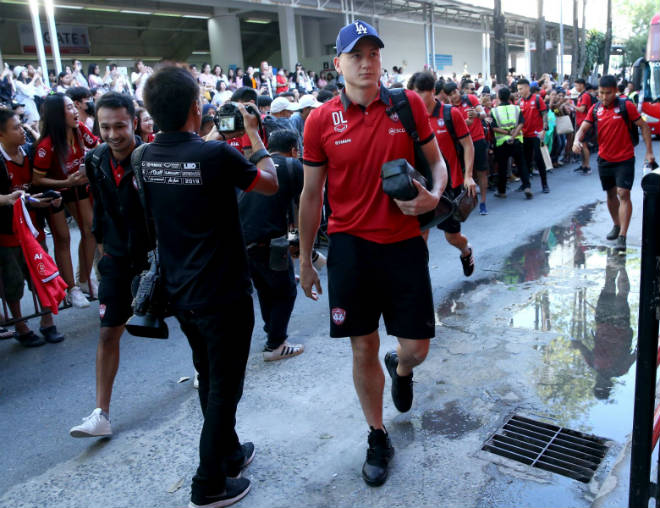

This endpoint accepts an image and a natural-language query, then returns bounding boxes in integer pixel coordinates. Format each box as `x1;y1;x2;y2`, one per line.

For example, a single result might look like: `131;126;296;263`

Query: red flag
12;197;68;314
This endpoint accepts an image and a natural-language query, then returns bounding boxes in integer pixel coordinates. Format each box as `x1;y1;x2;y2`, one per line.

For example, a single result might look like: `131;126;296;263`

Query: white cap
270;97;301;114
299;95;322;109
13;66;26;78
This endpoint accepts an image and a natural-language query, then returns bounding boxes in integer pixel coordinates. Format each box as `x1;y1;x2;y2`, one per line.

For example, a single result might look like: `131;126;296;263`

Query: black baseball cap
336;20;384;56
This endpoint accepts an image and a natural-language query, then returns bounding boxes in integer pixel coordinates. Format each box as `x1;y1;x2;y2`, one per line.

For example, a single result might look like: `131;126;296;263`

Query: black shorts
61;184;90;204
97;254;140;328
327;233;435;339
0;246;29;302
598;157;635;191
473;138;489;172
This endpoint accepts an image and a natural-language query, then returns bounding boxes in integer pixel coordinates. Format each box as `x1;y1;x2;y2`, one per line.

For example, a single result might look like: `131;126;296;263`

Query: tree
535;0;546;76
617;0;658;67
603;0;612;74
493;0;507;83
584;29;607;77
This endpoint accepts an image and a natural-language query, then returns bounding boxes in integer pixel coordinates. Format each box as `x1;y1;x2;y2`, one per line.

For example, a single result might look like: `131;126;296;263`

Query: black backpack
432;101;464;172
591;97;639;147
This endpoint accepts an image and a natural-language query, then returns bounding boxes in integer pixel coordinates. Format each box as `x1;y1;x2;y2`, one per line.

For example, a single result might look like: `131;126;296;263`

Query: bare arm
635;117;656;162
460;136;477;196
32;171;85;189
298;163;327;300
239;103;278;195
572;121;592;152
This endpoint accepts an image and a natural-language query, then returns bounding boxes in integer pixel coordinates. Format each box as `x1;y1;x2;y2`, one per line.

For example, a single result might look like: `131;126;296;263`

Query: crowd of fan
0;54;637;346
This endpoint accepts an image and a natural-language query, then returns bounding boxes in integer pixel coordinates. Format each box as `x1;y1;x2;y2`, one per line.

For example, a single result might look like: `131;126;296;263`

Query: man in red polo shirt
409;71;477;277
517;78;550;193
573;75;655;250
574;78;594;174
446;81;489;215
299;20;447;487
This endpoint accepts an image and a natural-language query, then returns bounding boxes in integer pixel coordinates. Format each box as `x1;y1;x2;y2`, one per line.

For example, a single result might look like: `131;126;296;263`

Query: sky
460;0;632;39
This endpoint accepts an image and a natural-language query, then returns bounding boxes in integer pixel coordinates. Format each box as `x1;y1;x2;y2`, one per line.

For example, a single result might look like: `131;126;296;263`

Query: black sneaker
40;325;65;343
362;427;394;487
606;225;621;241
384;351;413;412
226;442;255;479
460;247;475;277
15;331;46;348
189;478;251;508
582;166;592;175
542;185;550;194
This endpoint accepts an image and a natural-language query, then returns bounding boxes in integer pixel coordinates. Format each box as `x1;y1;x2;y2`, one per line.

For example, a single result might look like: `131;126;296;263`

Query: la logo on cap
355;21;368;34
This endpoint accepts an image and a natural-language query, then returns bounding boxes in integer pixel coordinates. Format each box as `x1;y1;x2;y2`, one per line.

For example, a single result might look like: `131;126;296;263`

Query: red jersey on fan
33;122;98;179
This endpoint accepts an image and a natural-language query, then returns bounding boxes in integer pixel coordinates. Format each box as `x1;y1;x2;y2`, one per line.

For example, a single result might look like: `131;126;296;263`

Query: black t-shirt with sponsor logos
140;131;260;311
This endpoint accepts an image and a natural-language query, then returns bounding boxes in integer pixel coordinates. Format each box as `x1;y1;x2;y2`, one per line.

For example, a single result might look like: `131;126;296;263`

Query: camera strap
129;143;157;247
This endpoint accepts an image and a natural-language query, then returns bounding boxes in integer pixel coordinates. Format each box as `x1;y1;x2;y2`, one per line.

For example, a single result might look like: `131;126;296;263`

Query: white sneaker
78;279;99;298
263;342;305;362
312;250;327;271
70;408;112;438
67;286;90;308
193;369;199;389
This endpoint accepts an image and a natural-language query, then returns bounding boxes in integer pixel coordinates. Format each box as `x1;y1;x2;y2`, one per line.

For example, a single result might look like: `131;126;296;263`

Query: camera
214;102;259;133
125;250;170;339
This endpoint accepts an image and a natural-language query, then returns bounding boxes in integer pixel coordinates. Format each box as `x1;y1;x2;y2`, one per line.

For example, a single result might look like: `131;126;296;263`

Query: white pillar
278;6;298;71
524;26;531;79
207;9;244;71
27;0;48;83
44;0;62;75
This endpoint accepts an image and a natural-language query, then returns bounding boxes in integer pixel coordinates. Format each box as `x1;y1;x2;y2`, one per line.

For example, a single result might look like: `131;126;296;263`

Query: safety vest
492;105;523;147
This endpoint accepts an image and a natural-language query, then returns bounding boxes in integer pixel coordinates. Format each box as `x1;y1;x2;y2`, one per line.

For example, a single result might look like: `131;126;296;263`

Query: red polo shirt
455;94;485;142
518;93;547;138
585;100;641;163
429;101;469;189
303;87;434;244
576;92;594;126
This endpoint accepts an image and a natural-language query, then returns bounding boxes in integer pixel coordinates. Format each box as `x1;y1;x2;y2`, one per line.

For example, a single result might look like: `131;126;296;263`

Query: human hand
572;140;583;154
464;176;477;198
300;261;322;301
238;102;260;134
1;190;23;206
66;170;88;186
394;179;440;216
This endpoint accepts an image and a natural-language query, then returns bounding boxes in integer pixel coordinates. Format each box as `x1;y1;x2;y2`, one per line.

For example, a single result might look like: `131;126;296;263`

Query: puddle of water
435;202;640;441
421;400;482;439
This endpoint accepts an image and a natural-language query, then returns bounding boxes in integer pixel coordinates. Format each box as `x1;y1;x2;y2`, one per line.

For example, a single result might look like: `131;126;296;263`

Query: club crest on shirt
597;106;604;116
331;307;346;325
614;107;620;114
37;147;47;159
437;118;445;127
388;111;400;122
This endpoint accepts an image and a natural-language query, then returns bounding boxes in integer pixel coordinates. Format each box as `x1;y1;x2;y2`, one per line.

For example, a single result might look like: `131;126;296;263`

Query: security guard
490;87;532;199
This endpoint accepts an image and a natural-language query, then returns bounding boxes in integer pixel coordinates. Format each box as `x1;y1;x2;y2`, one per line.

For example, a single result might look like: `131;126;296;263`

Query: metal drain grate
482;414;608;482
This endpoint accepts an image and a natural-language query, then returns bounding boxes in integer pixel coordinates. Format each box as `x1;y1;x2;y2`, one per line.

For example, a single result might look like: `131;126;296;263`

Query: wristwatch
249;148;271;165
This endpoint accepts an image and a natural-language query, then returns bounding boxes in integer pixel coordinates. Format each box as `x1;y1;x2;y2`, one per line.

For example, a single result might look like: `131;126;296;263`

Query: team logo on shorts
331;307;346;325
99;304;106;318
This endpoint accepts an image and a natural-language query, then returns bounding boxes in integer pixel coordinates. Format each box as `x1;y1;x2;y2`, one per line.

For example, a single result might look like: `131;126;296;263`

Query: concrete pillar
524;26;531;79
44;0;62;75
278;6;298;71
208;9;244;70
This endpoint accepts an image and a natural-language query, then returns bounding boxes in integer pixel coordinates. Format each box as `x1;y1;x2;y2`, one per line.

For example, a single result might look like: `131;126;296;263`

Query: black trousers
247;246;297;350
523;136;548;187
494;140;530;194
175;295;254;499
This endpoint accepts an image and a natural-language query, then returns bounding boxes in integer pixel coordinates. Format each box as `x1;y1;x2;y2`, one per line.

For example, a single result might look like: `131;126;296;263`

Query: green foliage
616;0;659;65
584;30;606;75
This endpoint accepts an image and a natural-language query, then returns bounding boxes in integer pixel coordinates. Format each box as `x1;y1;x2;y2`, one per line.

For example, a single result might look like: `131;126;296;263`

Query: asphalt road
0;141;655;507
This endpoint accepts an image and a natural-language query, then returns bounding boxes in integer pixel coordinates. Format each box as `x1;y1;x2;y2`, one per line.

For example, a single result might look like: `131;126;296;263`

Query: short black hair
257;96;272;108
434;79;445;95
95;92;136;119
317;90;334;103
575;78;586;85
443;82;458;95
277;91;296;100
268;129;299;153
66;86;91;102
323;84;339;93
0;108;17;132
498;87;511;102
599;75;617;89
407;72;435;92
201;114;214;126
231;87;258;104
460;79;474;90
517;78;530;86
143;65;198;132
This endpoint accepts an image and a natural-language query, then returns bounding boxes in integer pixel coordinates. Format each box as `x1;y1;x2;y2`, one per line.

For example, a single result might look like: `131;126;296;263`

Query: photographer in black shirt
239;129;304;362
141;65;278;508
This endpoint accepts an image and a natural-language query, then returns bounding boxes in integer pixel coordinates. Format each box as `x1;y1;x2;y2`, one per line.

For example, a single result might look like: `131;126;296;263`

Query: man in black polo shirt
69;92;150;438
239;129;304;362
141;66;278;508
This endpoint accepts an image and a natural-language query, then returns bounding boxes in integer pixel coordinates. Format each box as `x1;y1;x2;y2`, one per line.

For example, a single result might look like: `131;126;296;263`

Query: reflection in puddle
435;203;640;437
421;400;482;439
